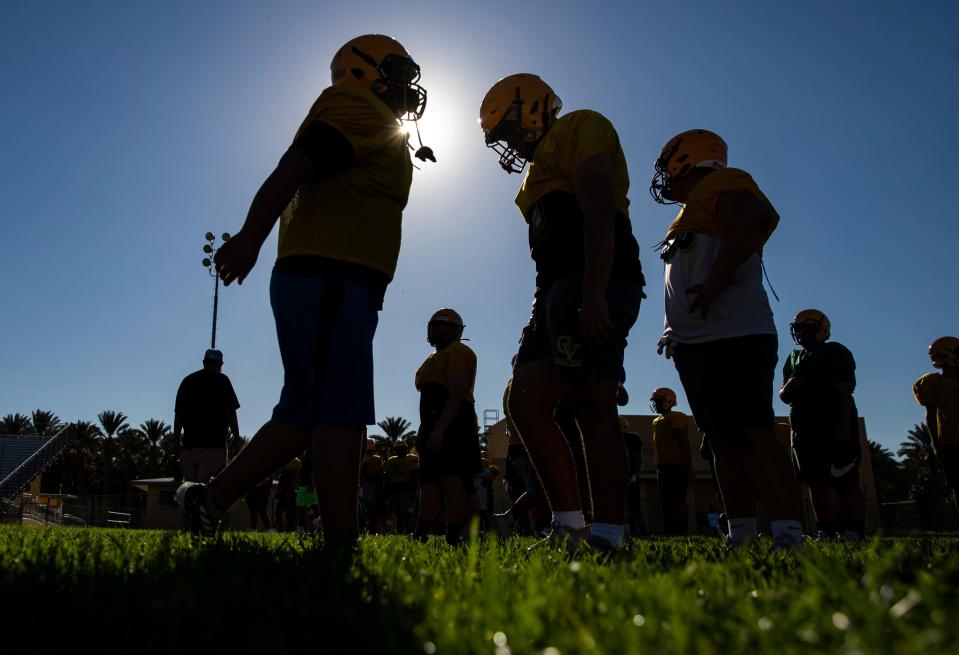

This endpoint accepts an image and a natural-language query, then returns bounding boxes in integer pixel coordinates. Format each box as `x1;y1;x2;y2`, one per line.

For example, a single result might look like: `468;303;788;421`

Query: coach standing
174;349;241;482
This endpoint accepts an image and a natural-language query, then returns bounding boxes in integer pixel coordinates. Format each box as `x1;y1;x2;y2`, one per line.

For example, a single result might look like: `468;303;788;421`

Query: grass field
1;526;957;654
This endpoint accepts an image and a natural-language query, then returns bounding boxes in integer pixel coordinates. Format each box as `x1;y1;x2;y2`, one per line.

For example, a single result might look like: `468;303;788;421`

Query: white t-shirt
663;232;776;343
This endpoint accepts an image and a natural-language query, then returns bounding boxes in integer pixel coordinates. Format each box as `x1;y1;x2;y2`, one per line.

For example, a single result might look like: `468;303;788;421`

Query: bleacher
0;436;48;482
0;431;72;504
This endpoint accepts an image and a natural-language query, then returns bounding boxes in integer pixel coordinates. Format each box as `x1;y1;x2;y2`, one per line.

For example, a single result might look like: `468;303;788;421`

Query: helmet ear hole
351;68;365;79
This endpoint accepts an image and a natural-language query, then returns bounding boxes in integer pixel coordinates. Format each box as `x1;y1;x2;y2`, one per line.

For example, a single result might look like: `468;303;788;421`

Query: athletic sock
771;519;804;542
552;511;586;530
728;517;758;543
818;522;839;537
590;522;625;548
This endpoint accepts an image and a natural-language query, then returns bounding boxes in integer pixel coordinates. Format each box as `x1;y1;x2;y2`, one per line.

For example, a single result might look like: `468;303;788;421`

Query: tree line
0;410;420;497
2;410;948;507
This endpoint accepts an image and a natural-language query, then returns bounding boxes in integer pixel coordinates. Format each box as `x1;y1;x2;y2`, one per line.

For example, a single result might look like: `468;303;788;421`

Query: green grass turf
1;526;957;654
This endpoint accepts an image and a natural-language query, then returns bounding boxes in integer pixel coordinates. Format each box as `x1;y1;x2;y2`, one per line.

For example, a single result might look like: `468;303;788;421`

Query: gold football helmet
479;74;562;173
331;34;426;121
790;309;831;345
929;336;959;369
650;129;727;204
650;387;677;413
427;308;465;345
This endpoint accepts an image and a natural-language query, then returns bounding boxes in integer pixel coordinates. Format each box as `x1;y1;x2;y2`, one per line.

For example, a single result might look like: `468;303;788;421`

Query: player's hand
428;427;446;452
579;292;614;346
781;376;803;401
656;336;675;359
214;229;261;286
687;279;723;318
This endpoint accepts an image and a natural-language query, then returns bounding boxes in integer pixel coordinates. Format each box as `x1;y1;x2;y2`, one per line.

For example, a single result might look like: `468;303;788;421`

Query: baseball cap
203;349;224;364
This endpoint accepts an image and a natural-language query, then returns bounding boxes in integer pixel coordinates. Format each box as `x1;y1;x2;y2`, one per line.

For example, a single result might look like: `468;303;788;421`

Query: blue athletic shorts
270;271;379;428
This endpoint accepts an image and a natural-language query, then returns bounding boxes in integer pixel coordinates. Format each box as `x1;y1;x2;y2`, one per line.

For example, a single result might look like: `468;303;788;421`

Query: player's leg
725;335;802;542
559;276;642;547
509;359;579;516
566;374;625;526
311;276;382;546
441;475;467;545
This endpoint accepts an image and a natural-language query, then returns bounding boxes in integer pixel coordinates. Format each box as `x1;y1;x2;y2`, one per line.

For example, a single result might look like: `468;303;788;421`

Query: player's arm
834;382;854;443
215;122;355;286
172;412;182;446
214;148;316;286
675;427;694;480
780;376;802;404
925;406;940;447
572;153;617;345
689;191;774;317
428;371;470;450
226;408;240;444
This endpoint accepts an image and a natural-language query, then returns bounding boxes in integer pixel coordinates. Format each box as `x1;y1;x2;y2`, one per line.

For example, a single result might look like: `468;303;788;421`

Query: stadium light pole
201;232;231;349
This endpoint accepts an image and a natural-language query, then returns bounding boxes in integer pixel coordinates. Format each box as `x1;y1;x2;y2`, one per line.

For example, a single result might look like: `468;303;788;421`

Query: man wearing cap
174;349;241;482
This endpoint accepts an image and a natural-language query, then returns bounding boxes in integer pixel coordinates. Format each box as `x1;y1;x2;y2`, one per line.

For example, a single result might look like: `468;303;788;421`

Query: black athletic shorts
514;274;643;381
937;443;959;491
416;382;480;485
671;334;778;435
790;418;862;482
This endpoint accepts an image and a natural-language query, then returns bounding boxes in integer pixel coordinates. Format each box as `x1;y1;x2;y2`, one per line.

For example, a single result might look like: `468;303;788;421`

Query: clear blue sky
1;1;956;455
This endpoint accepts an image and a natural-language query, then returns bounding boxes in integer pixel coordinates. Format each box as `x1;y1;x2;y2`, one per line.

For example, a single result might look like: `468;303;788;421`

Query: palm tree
1;413;32;435
897;423;933;461
868;440;905;503
66;420;103;495
115;427;150;485
97;410;128;498
140;419;171;476
376;416;415;446
898;423;949;528
31;410;63;436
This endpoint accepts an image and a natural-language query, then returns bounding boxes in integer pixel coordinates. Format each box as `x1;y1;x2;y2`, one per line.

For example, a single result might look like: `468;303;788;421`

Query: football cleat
176;481;222;537
526;521;589;554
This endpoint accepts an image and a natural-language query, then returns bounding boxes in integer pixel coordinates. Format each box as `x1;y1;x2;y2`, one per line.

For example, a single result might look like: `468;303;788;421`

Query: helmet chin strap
412;118;435;163
352;45;435;164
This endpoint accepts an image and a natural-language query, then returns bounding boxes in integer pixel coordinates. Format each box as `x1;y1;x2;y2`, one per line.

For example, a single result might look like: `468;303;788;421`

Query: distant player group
175;33;959;553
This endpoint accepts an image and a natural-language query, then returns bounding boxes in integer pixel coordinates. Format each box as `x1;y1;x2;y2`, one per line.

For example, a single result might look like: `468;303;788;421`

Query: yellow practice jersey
515;110;630;222
415;341;477;402
652;411;690;466
914;373;959;444
385;453;419;485
663;168;779;246
362;453;385;477
278;85;413;277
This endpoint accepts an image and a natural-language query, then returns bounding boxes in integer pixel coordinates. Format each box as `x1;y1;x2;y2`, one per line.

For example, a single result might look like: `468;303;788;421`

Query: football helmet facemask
790;309;831;346
650;129;727;204
929;336;959;369
479;74;562;174
331;34;426;121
